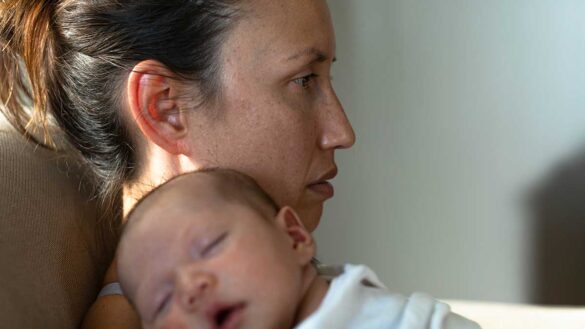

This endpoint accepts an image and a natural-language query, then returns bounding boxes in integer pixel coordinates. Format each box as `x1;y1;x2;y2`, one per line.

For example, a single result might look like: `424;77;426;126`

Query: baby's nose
177;270;217;311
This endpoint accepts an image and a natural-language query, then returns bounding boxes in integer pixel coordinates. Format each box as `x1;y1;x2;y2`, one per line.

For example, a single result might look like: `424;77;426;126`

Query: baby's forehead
135;190;268;233
133;174;224;217
124;170;279;244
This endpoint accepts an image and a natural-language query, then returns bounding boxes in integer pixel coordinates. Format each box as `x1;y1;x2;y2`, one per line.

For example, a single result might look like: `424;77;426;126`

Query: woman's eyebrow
286;47;336;64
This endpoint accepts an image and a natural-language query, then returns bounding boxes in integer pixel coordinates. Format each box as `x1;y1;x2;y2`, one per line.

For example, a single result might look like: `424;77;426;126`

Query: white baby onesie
295;264;480;329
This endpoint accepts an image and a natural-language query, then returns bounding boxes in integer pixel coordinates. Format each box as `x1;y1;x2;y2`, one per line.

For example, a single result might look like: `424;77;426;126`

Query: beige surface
448;300;585;329
0;124;119;329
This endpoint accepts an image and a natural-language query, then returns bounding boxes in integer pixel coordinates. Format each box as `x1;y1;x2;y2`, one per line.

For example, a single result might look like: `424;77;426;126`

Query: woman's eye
201;232;228;258
293;73;318;89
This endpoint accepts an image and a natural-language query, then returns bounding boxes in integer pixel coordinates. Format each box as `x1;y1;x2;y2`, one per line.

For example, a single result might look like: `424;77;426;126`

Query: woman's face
184;0;355;231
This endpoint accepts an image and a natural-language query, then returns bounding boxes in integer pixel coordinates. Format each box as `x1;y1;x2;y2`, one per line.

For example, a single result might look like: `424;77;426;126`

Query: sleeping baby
117;169;480;329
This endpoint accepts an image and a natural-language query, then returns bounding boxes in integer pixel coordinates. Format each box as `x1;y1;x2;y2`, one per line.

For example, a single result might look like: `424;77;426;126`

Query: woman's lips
308;181;334;199
308;167;337;199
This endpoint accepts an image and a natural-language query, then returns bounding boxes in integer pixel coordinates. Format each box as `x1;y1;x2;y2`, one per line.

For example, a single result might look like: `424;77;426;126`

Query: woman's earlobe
126;60;190;155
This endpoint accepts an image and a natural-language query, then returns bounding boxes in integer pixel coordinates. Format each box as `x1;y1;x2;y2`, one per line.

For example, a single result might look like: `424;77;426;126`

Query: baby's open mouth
209;302;246;329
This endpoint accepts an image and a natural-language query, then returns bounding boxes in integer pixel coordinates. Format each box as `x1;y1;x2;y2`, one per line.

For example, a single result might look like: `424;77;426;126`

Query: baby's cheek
156;311;190;329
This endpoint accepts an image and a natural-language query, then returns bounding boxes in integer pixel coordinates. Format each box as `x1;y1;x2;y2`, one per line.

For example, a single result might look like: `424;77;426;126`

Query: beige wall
316;0;585;303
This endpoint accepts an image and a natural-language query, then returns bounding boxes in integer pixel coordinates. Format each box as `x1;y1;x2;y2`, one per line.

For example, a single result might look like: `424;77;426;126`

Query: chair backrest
0;123;119;329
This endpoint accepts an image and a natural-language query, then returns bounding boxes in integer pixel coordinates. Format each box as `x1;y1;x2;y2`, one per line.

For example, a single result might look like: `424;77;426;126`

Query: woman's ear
126;60;191;155
275;206;316;266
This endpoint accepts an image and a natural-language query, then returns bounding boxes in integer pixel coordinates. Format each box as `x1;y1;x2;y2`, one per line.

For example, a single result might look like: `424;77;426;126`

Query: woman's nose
176;269;217;311
318;89;356;150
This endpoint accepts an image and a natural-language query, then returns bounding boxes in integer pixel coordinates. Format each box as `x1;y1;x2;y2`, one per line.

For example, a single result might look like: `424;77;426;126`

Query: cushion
0;123;119;329
448;300;585;329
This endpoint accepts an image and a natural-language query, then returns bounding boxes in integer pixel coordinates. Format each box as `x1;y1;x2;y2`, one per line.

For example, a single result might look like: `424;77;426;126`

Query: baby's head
118;169;318;329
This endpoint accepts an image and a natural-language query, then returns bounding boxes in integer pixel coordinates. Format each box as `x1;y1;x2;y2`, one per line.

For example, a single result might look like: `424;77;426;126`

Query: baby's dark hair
123;168;281;235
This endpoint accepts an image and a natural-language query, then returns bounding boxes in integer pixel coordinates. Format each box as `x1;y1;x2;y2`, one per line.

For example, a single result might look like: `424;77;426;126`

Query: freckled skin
85;1;353;328
181;0;355;231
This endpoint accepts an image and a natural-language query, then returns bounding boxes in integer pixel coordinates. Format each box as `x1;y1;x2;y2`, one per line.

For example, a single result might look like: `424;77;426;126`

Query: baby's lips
206;301;247;329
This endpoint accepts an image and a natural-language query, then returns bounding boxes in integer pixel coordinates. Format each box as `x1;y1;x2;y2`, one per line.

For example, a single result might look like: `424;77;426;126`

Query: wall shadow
530;146;585;305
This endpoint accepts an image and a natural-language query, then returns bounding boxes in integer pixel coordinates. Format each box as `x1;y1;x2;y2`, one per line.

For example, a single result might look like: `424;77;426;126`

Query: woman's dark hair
0;0;241;207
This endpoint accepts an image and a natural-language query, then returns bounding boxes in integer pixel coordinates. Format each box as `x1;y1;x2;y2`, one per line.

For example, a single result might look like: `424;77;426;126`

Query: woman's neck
122;145;197;218
123;184;149;218
294;265;330;325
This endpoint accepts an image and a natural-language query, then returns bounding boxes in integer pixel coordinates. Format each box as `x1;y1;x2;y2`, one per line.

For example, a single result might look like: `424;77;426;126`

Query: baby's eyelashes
154;292;172;320
201;232;228;258
188;231;229;260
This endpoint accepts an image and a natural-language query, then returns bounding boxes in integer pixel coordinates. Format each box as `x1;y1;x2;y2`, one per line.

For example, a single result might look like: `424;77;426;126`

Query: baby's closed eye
200;232;228;258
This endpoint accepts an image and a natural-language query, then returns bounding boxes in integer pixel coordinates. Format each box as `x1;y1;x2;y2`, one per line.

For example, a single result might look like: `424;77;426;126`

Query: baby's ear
275;206;316;266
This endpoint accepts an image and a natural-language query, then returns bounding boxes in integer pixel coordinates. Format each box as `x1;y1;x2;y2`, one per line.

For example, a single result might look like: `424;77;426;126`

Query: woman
1;0;354;328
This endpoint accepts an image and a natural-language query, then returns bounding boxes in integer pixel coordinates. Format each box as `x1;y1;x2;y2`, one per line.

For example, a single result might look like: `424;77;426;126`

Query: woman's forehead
229;0;335;66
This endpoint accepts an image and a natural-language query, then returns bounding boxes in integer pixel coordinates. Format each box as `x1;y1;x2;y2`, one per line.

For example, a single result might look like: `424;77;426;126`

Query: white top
296;264;481;329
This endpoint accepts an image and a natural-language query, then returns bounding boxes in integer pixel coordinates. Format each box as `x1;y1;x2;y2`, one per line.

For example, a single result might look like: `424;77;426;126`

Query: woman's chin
298;203;324;232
